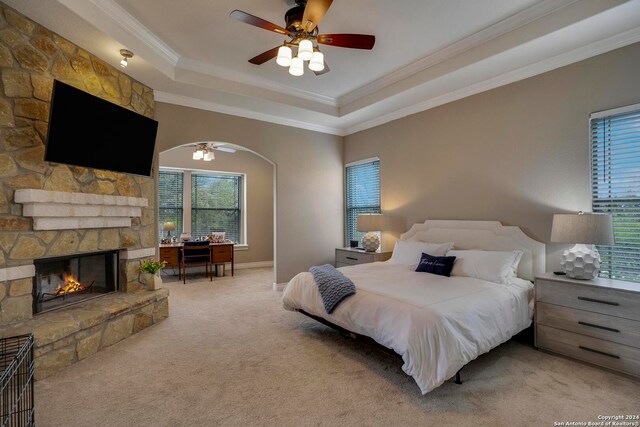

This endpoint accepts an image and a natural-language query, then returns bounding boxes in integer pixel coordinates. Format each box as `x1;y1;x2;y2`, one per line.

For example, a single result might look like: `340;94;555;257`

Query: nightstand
535;273;640;378
335;247;392;268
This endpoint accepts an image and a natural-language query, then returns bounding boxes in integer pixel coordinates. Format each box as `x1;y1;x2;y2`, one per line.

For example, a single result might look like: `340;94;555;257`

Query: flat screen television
45;80;158;177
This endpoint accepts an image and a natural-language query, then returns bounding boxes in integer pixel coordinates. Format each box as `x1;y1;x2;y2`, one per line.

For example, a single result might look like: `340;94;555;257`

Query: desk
159;242;234;276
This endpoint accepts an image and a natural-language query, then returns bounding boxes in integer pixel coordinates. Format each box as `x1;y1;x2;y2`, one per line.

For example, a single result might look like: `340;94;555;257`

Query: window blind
591;106;640;283
158;170;183;238
191;173;242;243
345;160;380;245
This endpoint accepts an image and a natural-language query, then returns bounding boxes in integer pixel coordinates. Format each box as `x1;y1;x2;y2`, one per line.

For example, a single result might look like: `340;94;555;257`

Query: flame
54;274;87;296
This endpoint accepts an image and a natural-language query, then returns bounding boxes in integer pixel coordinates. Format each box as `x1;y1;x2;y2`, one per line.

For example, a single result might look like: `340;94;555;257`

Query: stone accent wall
0;288;169;379
0;3;158;327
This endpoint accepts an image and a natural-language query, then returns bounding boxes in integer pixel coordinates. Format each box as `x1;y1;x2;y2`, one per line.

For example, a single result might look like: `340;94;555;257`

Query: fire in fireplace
33;250;119;314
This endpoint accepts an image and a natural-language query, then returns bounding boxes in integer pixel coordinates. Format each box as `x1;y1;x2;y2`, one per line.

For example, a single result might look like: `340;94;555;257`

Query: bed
282;220;546;394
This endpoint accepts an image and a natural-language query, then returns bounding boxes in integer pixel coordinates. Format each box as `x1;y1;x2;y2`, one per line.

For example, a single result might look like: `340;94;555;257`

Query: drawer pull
578;321;620;333
578;346;620;359
577;296;619;306
346;256;358;261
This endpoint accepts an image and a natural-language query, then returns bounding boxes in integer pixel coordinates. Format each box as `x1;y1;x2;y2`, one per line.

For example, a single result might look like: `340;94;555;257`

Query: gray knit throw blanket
309;264;356;314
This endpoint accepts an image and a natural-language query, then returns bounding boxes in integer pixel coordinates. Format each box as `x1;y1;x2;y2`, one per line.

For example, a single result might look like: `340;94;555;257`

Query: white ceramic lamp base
561;244;601;280
361;232;380;252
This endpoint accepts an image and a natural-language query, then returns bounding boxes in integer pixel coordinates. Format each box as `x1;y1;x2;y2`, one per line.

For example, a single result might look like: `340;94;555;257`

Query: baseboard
273;282;287;291
235;261;273;270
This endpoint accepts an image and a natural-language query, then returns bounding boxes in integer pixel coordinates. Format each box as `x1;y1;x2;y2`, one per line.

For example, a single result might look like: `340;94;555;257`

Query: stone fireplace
0;3;169;380
33;249;119;314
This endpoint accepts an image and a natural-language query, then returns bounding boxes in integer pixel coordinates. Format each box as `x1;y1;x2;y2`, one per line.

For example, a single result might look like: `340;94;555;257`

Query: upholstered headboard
400;220;545;281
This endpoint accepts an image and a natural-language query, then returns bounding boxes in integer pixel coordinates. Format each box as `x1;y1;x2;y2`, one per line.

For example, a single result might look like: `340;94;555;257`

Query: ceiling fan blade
317;34;375;50
248;46;281;65
301;0;333;32
313;62;330;76
214;147;237;153
230;10;290;36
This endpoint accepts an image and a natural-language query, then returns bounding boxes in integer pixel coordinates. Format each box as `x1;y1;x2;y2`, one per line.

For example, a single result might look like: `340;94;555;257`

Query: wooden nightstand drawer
536;279;640;321
537;302;640;348
336;250;373;265
537;324;640;378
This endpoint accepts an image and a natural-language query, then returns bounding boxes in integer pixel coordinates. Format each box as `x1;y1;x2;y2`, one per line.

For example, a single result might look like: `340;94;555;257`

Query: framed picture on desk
209;232;225;243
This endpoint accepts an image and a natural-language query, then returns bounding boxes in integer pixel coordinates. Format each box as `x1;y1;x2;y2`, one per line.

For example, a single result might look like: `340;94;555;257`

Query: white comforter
282;262;533;394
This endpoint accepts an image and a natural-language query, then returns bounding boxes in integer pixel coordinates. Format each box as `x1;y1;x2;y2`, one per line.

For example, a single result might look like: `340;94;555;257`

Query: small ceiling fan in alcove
230;0;375;76
187;142;237;161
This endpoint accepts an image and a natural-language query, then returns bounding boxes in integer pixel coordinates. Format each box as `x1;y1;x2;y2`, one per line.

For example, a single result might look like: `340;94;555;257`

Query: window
158;170;183;238
590;104;640;283
345;159;380;245
191;173;242;243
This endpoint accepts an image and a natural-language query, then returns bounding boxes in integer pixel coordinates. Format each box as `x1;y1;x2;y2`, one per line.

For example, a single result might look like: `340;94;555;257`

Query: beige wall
159;146;274;265
344;42;640;272
154;103;344;283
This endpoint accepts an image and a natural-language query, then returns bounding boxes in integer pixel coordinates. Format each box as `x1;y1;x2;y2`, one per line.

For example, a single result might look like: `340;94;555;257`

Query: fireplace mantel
15;189;148;231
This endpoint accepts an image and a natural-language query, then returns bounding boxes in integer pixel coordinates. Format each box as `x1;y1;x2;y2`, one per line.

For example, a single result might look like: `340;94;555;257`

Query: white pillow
448;249;523;284
389;240;454;267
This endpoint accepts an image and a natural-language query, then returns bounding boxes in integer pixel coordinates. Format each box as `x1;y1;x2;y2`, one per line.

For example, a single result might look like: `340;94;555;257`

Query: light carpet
36;268;639;426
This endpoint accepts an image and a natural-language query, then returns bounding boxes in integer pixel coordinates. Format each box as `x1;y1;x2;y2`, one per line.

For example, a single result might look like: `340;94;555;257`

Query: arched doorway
158;142;277;286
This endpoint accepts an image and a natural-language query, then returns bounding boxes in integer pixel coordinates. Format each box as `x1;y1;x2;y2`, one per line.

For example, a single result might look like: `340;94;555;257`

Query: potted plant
139;259;166;290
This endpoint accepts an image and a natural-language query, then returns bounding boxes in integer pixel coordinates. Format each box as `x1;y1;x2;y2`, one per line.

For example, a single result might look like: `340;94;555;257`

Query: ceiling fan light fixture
297;39;313;61
203;151;214;161
276;45;292;67
309;50;324;72
289;57;304;76
193;149;204;160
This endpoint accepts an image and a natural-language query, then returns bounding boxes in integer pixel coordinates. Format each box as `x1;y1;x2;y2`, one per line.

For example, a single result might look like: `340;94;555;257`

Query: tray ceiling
6;0;640;135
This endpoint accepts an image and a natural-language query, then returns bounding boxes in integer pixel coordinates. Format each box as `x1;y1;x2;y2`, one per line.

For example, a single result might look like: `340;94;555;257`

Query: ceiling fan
188;143;237;161
230;0;375;76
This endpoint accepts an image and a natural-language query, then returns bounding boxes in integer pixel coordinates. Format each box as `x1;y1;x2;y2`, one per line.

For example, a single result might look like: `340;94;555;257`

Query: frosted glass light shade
289;57;304;76
276;45;292;67
357;214;385;232
203;151;214;161
192;149;204;160
298;39;313;61
309;51;324;71
551;213;614;244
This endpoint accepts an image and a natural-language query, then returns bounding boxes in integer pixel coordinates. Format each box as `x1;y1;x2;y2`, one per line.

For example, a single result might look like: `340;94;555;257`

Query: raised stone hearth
0;287;168;379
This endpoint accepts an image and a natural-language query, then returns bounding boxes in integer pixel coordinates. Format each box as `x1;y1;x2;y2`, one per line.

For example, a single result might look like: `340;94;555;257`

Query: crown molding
154;91;345;136
84;0;180;65
177;58;337;108
343;26;640;135
337;0;579;107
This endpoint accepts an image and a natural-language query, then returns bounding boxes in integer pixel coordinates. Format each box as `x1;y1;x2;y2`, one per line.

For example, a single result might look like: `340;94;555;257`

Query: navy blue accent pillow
415;252;456;277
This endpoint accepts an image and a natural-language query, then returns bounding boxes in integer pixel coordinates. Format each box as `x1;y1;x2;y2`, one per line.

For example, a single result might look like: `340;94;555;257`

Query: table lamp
163;221;175;239
357;214;385;252
550;212;614;280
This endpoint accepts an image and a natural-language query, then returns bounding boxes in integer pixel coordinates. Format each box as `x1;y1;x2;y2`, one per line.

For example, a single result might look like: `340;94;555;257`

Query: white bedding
282;261;533;394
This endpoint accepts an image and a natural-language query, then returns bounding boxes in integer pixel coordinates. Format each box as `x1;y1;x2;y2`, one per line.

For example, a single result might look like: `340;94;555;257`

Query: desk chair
181;241;212;283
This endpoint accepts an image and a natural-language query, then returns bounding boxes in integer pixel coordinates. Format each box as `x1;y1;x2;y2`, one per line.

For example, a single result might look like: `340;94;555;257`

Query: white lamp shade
357;214;385;232
119;57;128;68
203;151;214;161
193;149;204;160
308;51;324;71
289;57;304;76
298;39;313;61
276;45;292;67
551;213;614;245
